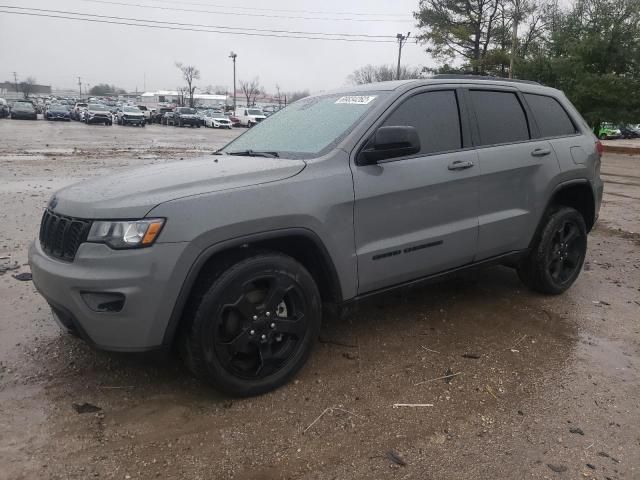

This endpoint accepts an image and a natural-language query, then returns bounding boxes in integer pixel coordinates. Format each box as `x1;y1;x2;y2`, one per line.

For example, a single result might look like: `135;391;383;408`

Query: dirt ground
0;119;639;480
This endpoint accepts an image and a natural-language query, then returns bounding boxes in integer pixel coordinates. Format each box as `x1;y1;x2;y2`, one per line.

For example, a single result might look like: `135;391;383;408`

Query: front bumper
29;239;189;351
12;112;37;119
122;116;145;124
87;115;111;124
178;117;199;125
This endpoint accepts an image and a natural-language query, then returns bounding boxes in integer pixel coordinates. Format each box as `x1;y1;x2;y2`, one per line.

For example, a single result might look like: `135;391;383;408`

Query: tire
196;124;200;128
141;122;146;127
181;252;321;397
517;206;587;295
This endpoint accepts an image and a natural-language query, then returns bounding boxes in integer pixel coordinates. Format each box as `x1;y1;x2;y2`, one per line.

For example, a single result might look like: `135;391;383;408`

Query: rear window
470;90;529;146
524;93;577;138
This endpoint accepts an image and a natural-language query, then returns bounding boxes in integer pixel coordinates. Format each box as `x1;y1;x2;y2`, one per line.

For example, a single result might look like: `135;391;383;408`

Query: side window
470;90;529;146
524;93;577;138
382;90;461;155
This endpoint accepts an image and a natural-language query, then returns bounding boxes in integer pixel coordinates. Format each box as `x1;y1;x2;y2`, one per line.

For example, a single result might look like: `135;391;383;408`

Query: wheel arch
548;179;596;232
162;228;342;346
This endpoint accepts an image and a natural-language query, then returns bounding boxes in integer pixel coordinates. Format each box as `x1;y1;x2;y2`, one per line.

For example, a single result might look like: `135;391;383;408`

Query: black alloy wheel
181;252;321;396
518;207;587;294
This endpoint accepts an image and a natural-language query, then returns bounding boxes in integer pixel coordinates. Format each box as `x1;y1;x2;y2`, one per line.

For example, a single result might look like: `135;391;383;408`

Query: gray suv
29;77;603;396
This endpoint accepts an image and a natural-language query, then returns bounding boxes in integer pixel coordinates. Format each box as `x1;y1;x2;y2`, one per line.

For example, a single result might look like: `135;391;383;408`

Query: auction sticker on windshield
335;95;377;105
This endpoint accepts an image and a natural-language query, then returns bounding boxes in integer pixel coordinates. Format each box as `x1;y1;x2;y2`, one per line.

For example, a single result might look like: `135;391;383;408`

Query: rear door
352;88;480;294
466;88;561;260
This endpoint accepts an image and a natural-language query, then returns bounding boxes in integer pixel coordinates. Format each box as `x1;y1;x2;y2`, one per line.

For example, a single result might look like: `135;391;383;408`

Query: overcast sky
0;0;432;94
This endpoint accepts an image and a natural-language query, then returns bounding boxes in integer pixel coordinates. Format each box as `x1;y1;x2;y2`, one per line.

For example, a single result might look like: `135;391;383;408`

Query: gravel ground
0;119;639;480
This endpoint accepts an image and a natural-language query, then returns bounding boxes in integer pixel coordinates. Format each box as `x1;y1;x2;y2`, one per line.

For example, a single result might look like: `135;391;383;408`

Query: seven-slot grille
39;210;92;261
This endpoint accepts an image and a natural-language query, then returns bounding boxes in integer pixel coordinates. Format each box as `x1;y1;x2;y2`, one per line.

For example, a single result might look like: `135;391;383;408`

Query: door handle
448;160;474;171
531;148;551;157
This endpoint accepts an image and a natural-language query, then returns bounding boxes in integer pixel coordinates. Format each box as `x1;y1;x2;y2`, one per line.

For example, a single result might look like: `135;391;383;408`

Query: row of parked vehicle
598;123;640;139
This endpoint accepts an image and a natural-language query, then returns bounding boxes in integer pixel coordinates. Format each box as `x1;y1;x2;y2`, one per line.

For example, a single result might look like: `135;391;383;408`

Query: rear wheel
518;207;587;294
181;252;321;397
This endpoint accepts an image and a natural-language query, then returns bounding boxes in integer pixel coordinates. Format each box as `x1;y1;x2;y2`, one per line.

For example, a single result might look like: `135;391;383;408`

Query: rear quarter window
523;93;578;138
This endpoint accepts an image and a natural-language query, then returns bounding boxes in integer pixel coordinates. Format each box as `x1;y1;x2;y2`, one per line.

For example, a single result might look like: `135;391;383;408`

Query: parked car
0;98;9;118
45;104;71;121
204;111;233;129
117;106;145;126
150;107;173;124
10;101;37;120
136;105;155;121
85;104;113;125
236;107;266;127
172;107;200;127
161;110;174;126
618;124;640;139
225;112;241;127
597;123;621;140
71;102;88;121
29;77;603;397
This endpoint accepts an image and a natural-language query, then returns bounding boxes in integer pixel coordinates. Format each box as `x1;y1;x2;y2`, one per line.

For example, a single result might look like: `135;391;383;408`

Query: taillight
595;140;604;157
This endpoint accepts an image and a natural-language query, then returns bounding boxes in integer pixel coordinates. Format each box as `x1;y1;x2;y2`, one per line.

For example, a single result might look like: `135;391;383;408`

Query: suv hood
51;155;306;219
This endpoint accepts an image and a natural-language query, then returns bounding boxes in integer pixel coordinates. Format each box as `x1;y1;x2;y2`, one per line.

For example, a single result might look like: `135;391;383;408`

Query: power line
76;0;412;23
0;8;399;42
0;5;393;38
147;0;409;18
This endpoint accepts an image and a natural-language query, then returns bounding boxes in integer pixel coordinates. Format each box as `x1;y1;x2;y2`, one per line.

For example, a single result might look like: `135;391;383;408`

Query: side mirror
358;126;421;165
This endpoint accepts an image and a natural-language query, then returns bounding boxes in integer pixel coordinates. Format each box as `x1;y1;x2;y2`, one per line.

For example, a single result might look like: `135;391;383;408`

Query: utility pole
396;32;410;80
229;51;237;113
509;0;521;79
13;72;18;93
77;76;82;99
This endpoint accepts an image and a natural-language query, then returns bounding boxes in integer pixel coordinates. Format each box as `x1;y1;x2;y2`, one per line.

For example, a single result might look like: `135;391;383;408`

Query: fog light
81;292;125;313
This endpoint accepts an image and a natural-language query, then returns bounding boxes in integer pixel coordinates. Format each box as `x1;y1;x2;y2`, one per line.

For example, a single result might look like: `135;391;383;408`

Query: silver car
30;76;603;396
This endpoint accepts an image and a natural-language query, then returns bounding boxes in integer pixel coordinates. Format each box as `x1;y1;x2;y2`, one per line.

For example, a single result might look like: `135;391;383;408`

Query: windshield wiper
226;149;279;158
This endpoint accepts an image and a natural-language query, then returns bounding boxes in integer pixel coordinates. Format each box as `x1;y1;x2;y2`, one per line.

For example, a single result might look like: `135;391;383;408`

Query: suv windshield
14;102;34;111
123;106;140;113
247;109;264;115
177;107;196;114
222;93;386;158
89;104;108;111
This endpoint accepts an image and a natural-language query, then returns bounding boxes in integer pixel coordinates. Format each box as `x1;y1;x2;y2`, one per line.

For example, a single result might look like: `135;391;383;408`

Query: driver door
351;89;480;294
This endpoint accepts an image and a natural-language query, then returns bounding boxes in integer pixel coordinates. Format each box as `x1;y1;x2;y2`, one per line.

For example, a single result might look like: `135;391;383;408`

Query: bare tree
288;90;310;102
175;62;200;107
239;77;262;107
19;76;37;99
348;65;422;84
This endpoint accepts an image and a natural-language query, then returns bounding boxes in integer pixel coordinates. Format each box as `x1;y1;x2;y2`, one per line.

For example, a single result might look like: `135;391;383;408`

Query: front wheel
517;207;587;294
181;252;321;397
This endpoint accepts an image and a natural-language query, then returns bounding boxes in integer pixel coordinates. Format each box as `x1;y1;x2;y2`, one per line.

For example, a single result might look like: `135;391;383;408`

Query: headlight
87;218;165;249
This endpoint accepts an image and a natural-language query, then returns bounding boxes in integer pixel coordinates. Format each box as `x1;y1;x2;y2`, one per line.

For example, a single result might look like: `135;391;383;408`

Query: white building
139;90;227;108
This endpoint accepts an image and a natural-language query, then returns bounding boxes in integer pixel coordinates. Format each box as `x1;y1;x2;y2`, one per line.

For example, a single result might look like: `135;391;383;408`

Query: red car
225;113;241;127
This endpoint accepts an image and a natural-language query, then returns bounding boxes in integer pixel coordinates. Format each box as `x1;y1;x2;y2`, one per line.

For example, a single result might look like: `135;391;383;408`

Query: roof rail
431;74;541;86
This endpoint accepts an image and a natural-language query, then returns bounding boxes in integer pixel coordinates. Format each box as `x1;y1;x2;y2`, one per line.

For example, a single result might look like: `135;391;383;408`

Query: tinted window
524;93;577;138
470;90;529;145
382;90;461;155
